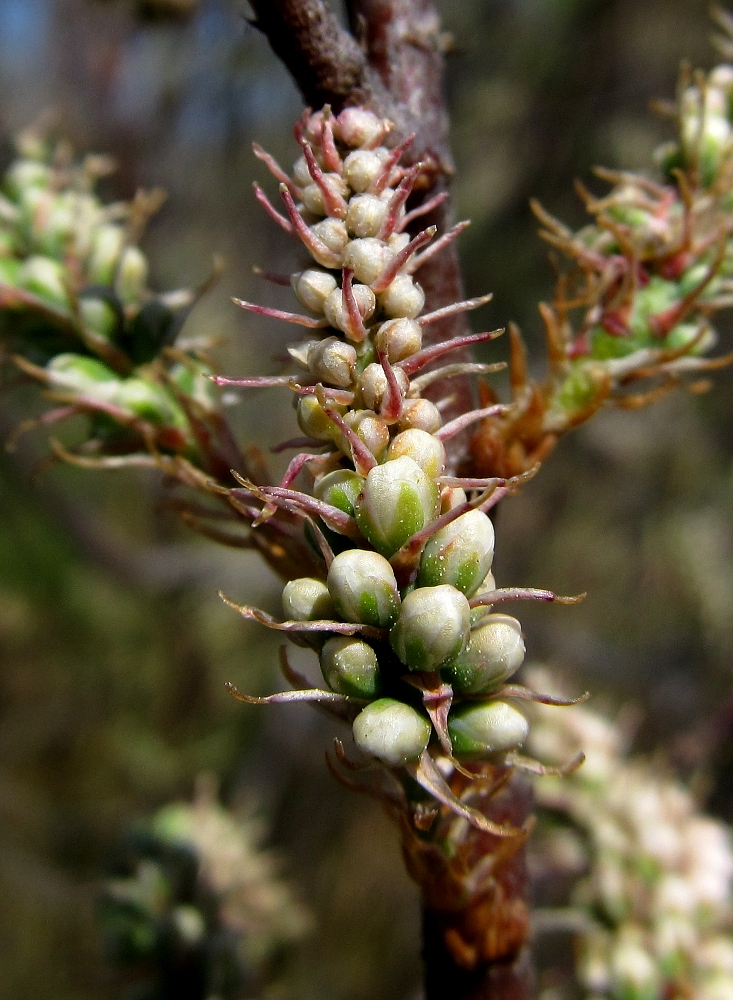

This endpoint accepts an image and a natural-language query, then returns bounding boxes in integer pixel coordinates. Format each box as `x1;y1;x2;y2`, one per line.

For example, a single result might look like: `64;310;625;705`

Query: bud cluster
0;128;220;464
470;58;733;481
220;106;578;820
528;670;733;1000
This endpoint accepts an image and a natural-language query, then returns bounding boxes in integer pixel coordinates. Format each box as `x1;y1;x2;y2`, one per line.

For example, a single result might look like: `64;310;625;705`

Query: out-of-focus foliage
1;2;732;1000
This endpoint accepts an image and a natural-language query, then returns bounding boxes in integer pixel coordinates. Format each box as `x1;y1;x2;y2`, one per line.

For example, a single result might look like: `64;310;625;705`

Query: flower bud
47;353;120;393
327;549;400;628
309;218;349;267
375;318;423;363
323;282;376;335
417;509;495;595
115;378;184;426
352;698;431;766
354;455;438;557
343;238;394;285
308;336;357;388
346;194;388;238
292;268;338;313
336;108;386;149
358;362;409;412
88;223;124;285
387;428;445;478
388;232;410;253
442;614;524;694
341;408;390;461
379;274;425;319
282;577;336;621
441;486;467;513
18;255;70;310
297;394;343;441
390;585;470;671
79;297;117;339
470;571;496;624
292;155;312;188
301;175;348;218
343;149;388;193
116;246;148;304
399;397;442;434
320;636;382;698
313;469;365;517
448;701;529;759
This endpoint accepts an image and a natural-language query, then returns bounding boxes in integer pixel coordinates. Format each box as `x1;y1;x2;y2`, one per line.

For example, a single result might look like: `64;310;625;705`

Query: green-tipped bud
327;549;400;627
47;353;120;394
387;428;445;478
313;469;364;517
390;585;470;671
354;455;438;557
442;614;524;694
447;701;529;759
297;395;344;442
18;255;69;310
79;296;118;339
320;636;382;698
115;378;185;426
282;577;336;621
292;268;338;313
116;246;148;304
417;509;494;596
375;318;422;363
352;698;431;766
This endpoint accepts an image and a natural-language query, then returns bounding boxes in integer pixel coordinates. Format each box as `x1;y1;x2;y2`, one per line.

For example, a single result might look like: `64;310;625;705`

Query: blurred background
0;0;732;997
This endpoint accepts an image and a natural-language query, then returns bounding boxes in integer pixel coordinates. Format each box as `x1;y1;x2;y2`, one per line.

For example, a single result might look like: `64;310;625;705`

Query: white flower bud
336;108;386;148
353;698;431;766
6;160;52;199
297;394;343;441
79;297;117;339
307;336;357;388
448;700;529;758
441;486;467;512
309;218;349;267
292;154;312;188
320;636;382;698
343;238;394;285
390;585;470;671
346;194;388;238
292;268;338;313
354;455;438;557
609;938;659;997
282;577;336;621
323;282;376;335
442;614;524;694
375;318;423;362
387;428;446;478
399;398;442;434
379;274;425;319
301;173;348;216
387;232;410;252
313;469;365;517
343;149;388;193
358;362;409;411
417;508;495;595
342;408;390;462
327;549;400;628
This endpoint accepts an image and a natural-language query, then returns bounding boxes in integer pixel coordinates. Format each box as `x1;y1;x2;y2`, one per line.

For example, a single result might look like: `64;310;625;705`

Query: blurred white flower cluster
528;668;733;1000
